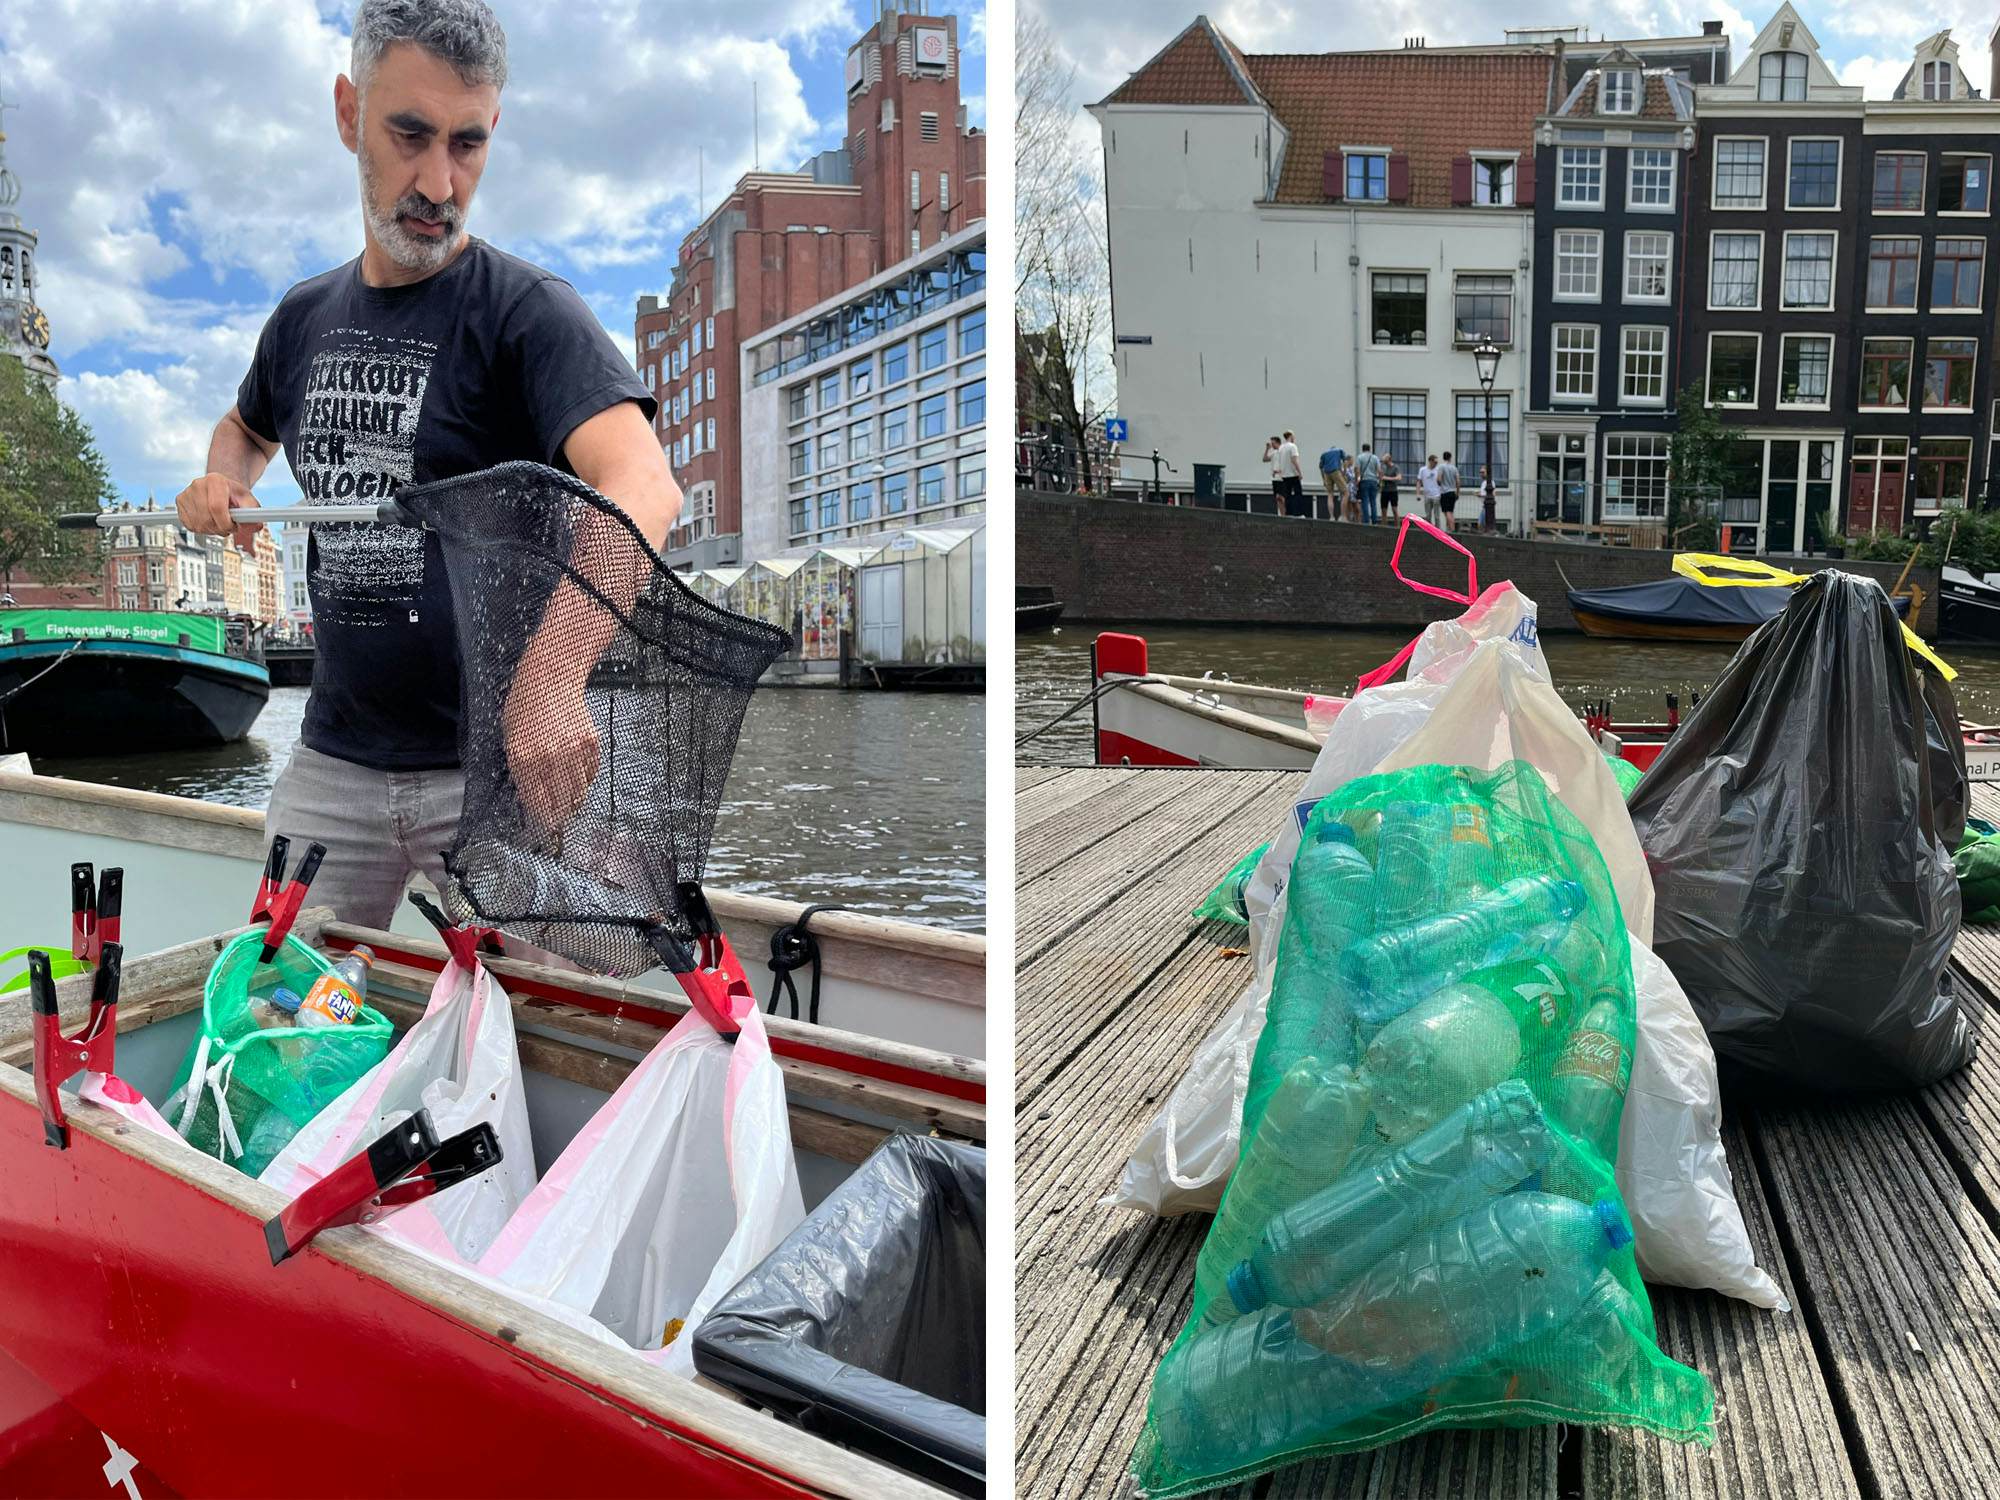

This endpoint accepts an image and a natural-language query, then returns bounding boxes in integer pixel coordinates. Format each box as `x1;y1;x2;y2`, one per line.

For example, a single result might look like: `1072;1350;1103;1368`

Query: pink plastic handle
1355;635;1421;693
1388;514;1478;605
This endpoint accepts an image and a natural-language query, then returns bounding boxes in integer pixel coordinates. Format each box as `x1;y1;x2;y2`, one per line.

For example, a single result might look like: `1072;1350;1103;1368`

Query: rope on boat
0;637;87;709
1014;676;1142;748
767;904;850;1026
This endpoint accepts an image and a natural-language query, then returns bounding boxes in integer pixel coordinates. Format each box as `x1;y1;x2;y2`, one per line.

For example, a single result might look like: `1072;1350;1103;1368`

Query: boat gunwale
1111;677;1321;754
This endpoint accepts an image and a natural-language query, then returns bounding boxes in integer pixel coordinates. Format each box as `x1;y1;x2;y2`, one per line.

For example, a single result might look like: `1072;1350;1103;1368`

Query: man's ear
335;73;360;154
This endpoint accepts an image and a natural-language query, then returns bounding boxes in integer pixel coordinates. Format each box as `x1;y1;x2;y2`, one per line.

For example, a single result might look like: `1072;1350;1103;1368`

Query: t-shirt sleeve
235;306;284;444
502;277;658;465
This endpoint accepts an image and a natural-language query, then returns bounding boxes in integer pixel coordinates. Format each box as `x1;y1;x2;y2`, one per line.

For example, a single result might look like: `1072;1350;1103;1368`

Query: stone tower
0;90;58;392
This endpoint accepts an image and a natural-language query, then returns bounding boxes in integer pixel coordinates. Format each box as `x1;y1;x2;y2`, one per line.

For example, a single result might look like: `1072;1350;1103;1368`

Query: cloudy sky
0;0;986;508
1027;0;1995;130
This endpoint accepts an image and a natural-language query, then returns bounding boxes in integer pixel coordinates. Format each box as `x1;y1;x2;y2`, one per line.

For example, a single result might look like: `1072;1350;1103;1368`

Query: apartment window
818;490;841;530
940;172;950;209
1602;69;1638;113
679;338;690;369
1917;438;1971;507
1924;338;1977;410
1758;51;1807;102
789;498;808;536
920;111;940;141
817;432;841;472
1603;434;1670;518
919;324;948;371
1624;232;1671;302
1707;333;1760;405
910;170;921;211
1709;233;1762;309
1558;147;1604;207
957;453;986;501
957;379;985;427
851;360;873;398
1779;334;1832;406
918;392;947;439
849;422;873;461
959;307;986;356
1371;392;1427;471
1942;155;1992;213
705;316;715;347
1924;61;1952;101
1787;140;1839;209
917;463;946;508
1620;326;1668;405
1867;237;1921;308
1370;273;1427;345
883;406;909;449
818;371;841;410
849;482;874;523
691;322;703;356
1471;157;1516;206
1933;239;1985;309
1628;148;1675;210
1782;232;1836;309
1555;231;1601;300
117;561;136;587
149;560;165;586
882;471;909;514
1453;394;1511;486
1552;324;1599;401
912;229;921;256
1714;138;1766;208
693;376;703;408
691;422;703;457
883;341;910;385
1873;152;1926;213
1346;151;1388;200
1452;274;1513;345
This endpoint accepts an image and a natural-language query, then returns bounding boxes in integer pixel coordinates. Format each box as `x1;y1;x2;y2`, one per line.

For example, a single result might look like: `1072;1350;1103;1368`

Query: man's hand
175;472;263;551
503;640;600;837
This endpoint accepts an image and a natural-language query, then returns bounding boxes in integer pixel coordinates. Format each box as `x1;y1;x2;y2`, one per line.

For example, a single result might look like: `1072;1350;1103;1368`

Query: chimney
1702;19;1723;35
1552;35;1567;103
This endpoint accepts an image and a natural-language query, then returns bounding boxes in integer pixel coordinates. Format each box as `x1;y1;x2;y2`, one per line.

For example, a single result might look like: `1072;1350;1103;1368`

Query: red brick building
639;1;986;569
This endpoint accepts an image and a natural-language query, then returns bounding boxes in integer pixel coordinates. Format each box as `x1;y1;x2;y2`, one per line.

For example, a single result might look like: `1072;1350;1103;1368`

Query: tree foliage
1666;382;1743;550
0;358;114;592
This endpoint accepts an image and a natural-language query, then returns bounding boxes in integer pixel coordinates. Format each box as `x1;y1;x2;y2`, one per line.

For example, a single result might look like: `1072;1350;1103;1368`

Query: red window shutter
1517;154;1536;206
1322;152;1344;201
1387;152;1411;203
1450;154;1473;207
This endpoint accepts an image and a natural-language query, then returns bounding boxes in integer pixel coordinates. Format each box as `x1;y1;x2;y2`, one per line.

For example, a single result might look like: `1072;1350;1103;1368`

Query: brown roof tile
1101;18;1261;108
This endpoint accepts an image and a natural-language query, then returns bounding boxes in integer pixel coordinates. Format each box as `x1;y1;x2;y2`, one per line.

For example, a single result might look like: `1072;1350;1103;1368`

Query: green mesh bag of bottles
1132;761;1714;1498
1192;842;1269;927
163;929;393;1177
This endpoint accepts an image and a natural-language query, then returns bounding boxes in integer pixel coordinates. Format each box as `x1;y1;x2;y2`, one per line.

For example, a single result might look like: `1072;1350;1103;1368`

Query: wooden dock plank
1017;766;1074;795
1015;766;1114;837
1017;768;1238;886
1919;967;2000;1222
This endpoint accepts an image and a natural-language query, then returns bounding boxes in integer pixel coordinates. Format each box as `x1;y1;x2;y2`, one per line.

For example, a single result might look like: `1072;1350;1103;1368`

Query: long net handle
1671;552;1804;588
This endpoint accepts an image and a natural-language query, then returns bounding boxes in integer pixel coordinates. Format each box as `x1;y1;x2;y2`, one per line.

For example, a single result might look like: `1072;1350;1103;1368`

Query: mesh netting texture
1132;761;1713;1498
397;462;791;977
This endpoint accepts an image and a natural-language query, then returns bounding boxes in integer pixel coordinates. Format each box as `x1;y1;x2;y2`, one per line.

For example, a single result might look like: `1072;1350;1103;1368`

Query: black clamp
767;904;848;1027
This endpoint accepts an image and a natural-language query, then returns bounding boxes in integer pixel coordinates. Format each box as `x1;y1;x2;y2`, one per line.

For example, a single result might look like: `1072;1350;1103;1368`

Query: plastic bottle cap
1226;1260;1266;1315
1316;821;1358;849
268;986;303;1014
1594;1200;1634;1252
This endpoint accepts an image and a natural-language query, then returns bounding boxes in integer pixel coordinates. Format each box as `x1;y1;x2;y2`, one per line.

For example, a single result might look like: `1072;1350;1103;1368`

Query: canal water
1018;621;2000;767
36;688;986;933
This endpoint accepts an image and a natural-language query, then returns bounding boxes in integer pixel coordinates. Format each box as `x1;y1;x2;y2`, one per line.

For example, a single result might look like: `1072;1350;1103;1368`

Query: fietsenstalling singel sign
0;610;226;656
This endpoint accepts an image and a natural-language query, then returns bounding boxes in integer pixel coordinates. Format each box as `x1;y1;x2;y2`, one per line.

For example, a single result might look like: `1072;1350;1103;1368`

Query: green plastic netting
1607;755;1644;800
1193;842;1270;927
1132;761;1714;1497
164;929;393;1177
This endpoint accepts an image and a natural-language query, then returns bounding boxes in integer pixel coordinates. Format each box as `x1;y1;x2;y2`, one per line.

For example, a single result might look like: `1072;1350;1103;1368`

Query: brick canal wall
1017;490;1941;637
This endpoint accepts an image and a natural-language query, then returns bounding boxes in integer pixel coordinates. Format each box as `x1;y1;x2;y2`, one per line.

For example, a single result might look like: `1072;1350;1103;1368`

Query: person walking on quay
1263;434;1286;515
1318;439;1348;521
1277;430;1309;517
1380;455;1401;521
1479;465;1497;534
1436;451;1461;532
173;0;673;929
1354;443;1382;525
1418;455;1442;526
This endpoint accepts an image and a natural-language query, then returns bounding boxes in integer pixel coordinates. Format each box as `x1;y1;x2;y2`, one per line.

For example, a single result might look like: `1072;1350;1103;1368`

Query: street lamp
1473;338;1502;533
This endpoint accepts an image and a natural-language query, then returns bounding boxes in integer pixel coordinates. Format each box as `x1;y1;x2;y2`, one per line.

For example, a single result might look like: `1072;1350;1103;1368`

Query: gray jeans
263;743;464;930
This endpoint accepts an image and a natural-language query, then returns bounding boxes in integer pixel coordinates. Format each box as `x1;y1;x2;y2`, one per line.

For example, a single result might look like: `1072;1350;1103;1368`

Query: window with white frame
1555;230;1601;300
693;376;703;407
1758;51;1807;102
1707;333;1760;405
1710;233;1762;309
1371;392;1427;471
706;368;715;399
1781;232;1836;309
1942;154;1992;213
1787;139;1840;209
1347;151;1389;200
692;322;703;356
1452;274;1514;344
1620;326;1668;404
1471;156;1516;206
1713;138;1767;208
1371;272;1427;345
1624;231;1671;302
1933;239;1986;310
1779;334;1832;406
1601;69;1639;113
705;316;715;347
1454;394;1511;485
1558;147;1605;207
1872;151;1925;212
1628;147;1676;210
1603;433;1670;518
1552;324;1599;401
1924;61;1952;101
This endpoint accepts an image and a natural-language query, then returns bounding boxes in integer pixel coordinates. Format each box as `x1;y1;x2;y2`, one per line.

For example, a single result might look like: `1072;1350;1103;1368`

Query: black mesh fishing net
395;461;790;978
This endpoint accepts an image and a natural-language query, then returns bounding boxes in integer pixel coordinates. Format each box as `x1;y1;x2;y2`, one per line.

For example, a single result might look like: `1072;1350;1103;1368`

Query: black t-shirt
236;238;655;770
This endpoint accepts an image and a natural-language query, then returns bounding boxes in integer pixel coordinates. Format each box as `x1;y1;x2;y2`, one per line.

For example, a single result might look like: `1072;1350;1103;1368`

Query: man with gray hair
173;0;674;929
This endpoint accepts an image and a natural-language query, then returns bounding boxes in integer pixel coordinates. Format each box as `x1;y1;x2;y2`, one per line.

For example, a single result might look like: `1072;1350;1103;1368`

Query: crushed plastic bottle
1420;1271;1645;1413
1150;1305;1368;1474
1285;821;1377;966
1371;802;1450;930
1360;983;1524;1143
1550;994;1636;1159
1340;874;1587;1026
1223;1081;1550;1316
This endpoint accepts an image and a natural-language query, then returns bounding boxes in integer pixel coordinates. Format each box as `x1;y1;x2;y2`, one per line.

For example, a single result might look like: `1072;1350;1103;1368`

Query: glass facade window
882;471;909;514
1779;334;1832;405
957;453;985;500
1924;338;1977;410
850;360;873;397
849;422;873;461
1624;232;1671;301
1452;274;1513;344
1558;147;1604;206
959;307;985;356
1788;140;1839;208
1707;334;1760;404
1873;152;1926;212
1782;232;1836;308
817;432;841;470
789;497;808;535
850;482;874;522
918;325;948;371
1603;434;1669;519
1942;155;1991;213
1710;233;1761;308
917;463;946;507
957;378;985;427
1933;239;1985;309
1453;394;1510;486
1555;231;1601;300
1867;237;1921;307
883;341;910;385
917;393;947;439
1552;324;1598;401
884;406;909;449
789;440;810;478
1628;148;1674;209
1759;51;1807;101
1714;139;1766;207
817;371;840;410
1347;152;1388;200
818;490;840;529
1371;392;1426;471
1370;273;1427;344
1620;326;1668;404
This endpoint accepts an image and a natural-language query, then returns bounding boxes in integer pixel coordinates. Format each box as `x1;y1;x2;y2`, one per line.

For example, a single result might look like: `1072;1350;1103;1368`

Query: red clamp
254;836;327;963
263;1111;503;1264
670;883;752;1038
69;864;122;966
406;891;504;971
30;943;122;1149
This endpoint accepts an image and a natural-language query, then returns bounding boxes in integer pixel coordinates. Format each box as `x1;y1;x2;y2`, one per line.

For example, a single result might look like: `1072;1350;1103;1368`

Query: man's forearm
207;414;274;492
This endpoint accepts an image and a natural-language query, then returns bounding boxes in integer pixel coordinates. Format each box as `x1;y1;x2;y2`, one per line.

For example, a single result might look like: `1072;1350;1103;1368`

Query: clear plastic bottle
1291;1192;1634;1373
1283;821;1378;967
1371;802;1449;930
1421;1270;1645;1412
1441;800;1500;898
1196;1057;1369;1321
1550;994;1636;1159
1461;959;1578;1051
1339;873;1587;1025
1360;982;1523;1143
298;946;375;1029
1223;1080;1550;1315
249;985;304;1030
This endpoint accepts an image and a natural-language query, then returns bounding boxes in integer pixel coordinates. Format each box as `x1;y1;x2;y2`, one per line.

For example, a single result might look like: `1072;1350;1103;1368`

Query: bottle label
1554;1029;1631;1090
1448;804;1492;849
302;981;361;1025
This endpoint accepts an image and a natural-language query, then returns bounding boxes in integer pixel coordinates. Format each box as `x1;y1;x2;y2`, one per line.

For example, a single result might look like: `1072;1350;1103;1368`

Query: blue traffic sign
1104;418;1129;442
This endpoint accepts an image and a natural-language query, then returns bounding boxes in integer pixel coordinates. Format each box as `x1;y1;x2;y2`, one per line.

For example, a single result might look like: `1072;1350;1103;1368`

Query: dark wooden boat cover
1569;575;1907;628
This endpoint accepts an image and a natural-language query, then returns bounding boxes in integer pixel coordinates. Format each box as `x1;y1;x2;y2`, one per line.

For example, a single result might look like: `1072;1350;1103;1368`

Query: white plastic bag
260;956;537;1262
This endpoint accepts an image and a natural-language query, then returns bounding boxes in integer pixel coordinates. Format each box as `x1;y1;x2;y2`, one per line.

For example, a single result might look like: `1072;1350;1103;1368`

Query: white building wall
1098;105;1535;524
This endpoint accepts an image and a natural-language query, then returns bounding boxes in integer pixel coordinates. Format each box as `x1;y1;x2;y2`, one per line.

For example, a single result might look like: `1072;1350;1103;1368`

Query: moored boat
1567;573;1910;644
0;607;270;755
1940;567;2000;644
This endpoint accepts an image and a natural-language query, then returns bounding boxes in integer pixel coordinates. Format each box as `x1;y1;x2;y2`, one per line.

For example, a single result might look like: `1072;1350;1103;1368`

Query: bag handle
1671;552;1804;588
1389;515;1479;604
1355;636;1421;693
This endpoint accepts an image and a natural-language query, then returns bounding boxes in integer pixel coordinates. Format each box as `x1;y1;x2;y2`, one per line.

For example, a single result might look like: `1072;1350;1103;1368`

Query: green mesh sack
1608;755;1645;800
1133;761;1714;1497
1193;843;1270;927
164;930;393;1177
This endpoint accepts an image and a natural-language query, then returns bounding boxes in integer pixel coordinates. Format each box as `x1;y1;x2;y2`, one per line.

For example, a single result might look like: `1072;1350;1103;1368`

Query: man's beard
358;140;467;274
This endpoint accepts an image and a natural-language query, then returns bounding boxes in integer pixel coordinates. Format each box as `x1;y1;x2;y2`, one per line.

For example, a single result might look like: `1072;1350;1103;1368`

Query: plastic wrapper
1629;572;1973;1092
1956;821;2000;923
1131;763;1713;1497
694;1135;985;1496
1193;843;1269;927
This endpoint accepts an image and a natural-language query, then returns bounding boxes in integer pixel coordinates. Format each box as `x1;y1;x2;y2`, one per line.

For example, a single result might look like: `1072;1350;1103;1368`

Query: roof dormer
1598;47;1644;114
1893;30;1969;102
1722;4;1849;104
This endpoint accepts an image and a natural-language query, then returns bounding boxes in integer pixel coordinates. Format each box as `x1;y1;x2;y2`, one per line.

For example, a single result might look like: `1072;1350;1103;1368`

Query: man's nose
414;143;454;211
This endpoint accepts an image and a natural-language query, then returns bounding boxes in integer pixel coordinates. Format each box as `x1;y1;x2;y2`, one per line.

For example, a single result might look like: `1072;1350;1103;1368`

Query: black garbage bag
1628;571;1973;1092
693;1135;985;1495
